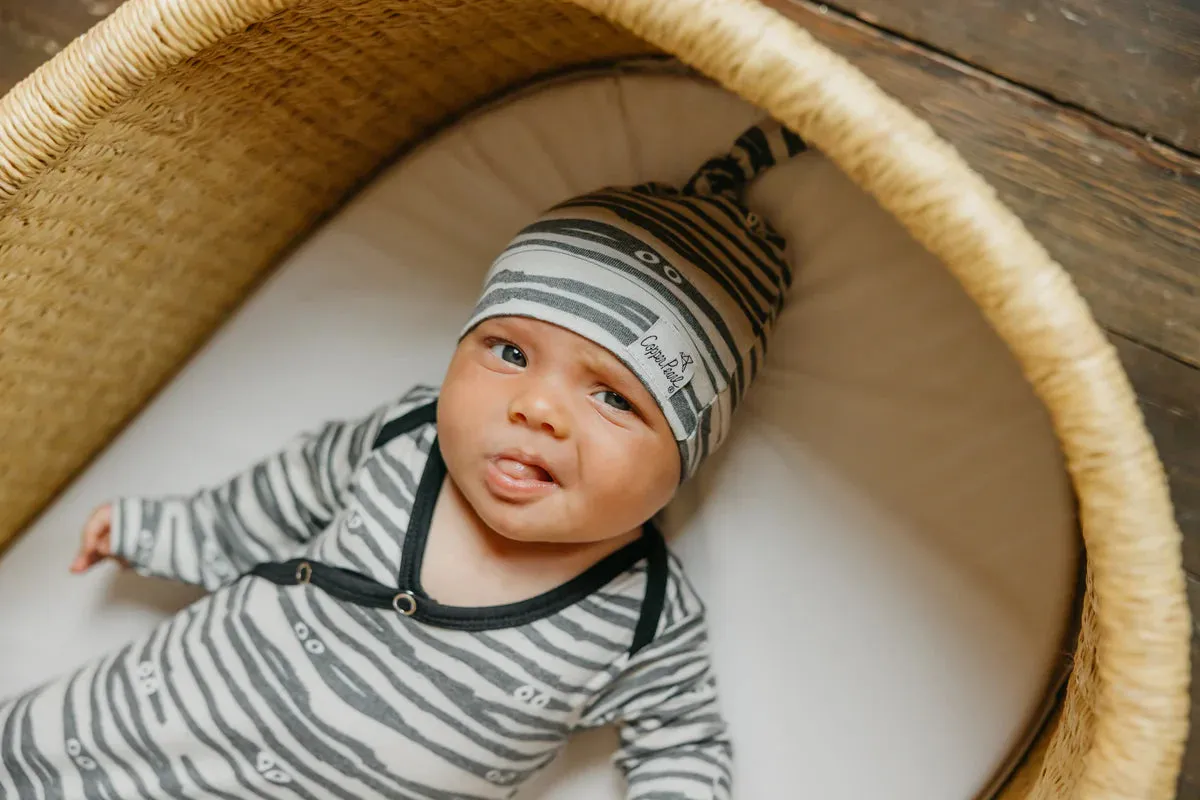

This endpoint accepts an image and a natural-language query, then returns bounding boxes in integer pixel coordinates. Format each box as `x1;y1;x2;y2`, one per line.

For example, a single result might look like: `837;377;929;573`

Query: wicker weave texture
0;1;1188;798
0;0;647;552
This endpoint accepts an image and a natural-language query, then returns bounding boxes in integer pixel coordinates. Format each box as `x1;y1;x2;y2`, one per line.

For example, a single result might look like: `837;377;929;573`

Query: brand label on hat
628;317;698;400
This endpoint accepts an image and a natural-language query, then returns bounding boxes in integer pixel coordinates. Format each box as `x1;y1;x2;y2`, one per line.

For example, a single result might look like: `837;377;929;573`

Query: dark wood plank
0;1;116;96
832;0;1200;153
767;0;1200;371
1111;334;1200;576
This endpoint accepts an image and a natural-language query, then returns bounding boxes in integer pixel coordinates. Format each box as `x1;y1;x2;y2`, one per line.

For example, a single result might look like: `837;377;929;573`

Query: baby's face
437;316;680;544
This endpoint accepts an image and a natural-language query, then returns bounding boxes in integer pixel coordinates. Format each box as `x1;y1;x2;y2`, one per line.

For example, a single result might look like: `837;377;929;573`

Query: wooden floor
3;0;1199;794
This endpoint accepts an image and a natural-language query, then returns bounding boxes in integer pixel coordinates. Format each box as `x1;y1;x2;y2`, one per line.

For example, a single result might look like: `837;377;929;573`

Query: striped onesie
0;386;732;799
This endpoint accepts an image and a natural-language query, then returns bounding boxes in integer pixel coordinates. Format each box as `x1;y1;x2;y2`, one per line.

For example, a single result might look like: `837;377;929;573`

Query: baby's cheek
439;357;493;431
588;443;670;526
632;429;679;492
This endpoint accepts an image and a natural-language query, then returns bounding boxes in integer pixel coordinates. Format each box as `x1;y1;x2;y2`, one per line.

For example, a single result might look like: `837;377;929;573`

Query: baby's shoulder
605;549;714;667
654;549;710;634
381;383;441;422
366;384;442;450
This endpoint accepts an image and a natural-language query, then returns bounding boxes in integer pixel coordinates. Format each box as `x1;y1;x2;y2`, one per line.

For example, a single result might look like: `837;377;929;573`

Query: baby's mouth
494;457;555;484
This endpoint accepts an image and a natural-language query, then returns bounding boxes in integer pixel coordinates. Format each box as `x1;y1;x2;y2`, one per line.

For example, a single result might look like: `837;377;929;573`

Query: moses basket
0;0;1190;798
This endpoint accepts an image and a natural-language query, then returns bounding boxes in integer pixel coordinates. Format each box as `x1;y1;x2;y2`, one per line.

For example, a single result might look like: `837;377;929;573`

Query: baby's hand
70;504;130;573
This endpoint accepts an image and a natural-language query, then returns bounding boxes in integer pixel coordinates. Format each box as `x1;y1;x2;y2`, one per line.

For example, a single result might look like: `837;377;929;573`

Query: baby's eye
489;342;527;367
594;390;633;413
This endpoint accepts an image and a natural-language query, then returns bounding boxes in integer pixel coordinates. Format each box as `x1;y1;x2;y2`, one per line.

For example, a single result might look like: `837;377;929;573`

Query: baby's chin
472;497;618;546
478;505;577;544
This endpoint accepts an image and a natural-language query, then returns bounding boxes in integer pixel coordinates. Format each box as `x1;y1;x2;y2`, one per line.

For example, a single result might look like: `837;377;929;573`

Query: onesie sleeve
108;397;398;590
576;611;733;799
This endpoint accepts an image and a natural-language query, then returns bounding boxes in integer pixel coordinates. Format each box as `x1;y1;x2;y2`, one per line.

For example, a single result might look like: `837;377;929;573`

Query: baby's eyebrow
583;352;641;392
580;348;620;375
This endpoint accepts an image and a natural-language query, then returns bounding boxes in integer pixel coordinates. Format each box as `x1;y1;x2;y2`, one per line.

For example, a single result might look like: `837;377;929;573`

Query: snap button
295;562;313;585
392;591;417;616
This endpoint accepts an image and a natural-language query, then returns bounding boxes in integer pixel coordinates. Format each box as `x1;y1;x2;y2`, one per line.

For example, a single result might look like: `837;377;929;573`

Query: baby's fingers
69;548;102;574
83;504;112;542
71;504;114;574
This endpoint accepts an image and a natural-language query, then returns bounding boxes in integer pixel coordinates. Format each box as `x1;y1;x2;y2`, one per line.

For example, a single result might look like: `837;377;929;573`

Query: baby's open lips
492;451;557;484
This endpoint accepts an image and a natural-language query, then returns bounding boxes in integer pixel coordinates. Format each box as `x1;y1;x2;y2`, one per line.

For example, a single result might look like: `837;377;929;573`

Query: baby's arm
577;612;733;799
103;399;395;591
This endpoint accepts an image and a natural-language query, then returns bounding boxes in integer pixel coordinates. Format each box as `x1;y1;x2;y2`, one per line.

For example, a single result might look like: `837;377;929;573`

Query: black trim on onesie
251;399;668;656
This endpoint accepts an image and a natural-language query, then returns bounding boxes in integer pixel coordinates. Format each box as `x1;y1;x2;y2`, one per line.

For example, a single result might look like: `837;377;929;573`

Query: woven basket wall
0;0;1190;797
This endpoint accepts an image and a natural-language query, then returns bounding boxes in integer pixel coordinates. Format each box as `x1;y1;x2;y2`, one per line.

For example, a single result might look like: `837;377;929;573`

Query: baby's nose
509;391;570;438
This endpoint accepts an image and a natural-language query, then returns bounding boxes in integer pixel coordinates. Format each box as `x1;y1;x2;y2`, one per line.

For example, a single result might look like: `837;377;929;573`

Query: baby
1;121;805;799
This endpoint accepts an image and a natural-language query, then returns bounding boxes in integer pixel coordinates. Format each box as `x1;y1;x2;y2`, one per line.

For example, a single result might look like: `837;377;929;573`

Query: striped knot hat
461;120;808;481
